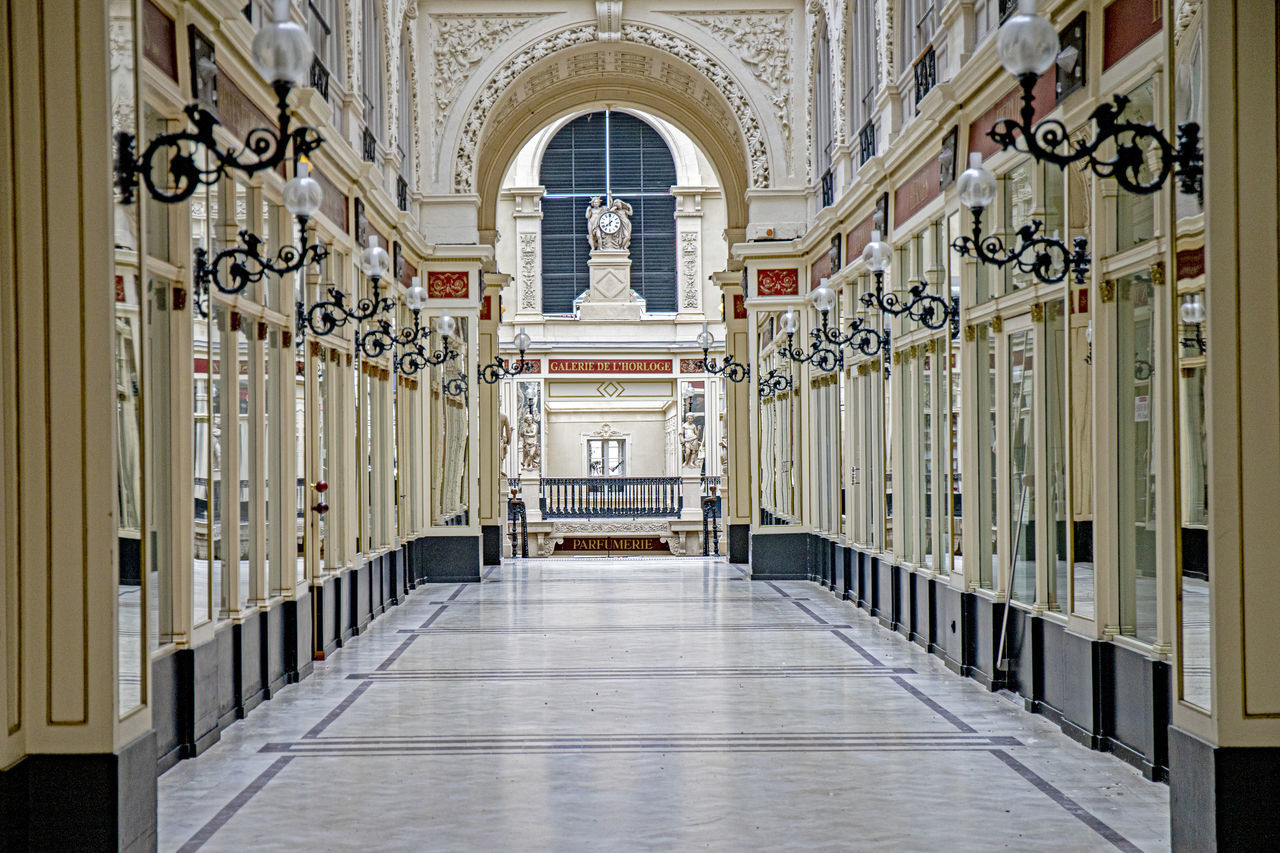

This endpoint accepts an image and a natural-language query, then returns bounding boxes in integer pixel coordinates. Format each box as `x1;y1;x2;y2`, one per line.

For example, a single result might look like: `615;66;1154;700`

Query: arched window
540;111;677;315
850;0;879;162
361;0;384;140
397;24;411;175
814;14;834;198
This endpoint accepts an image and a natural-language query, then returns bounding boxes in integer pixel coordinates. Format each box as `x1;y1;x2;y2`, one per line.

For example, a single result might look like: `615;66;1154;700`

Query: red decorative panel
427;271;469;299
480;294;492;320
810;251;832;291
400;257;417;289
968;72;1056;161
215;70;274;146
114;275;126;302
732;293;747;319
846;213;876;263
548;358;672;375
309;165;347;233
680;358;708;374
894;156;942;228
757;268;799;297
512;358;540;373
1103;0;1162;71
143;0;177;81
1177;247;1205;281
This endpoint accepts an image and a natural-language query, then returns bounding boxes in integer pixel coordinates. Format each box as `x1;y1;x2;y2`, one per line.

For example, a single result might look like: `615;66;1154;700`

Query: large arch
447;28;776;243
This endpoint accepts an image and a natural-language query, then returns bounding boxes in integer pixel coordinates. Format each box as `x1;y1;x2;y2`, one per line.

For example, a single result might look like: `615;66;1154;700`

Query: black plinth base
1170;725;1280;850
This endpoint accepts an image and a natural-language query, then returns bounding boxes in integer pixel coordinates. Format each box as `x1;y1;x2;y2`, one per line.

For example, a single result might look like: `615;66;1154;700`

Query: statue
498;413;513;475
519;413;541;471
586;195;634;251
679;412;703;469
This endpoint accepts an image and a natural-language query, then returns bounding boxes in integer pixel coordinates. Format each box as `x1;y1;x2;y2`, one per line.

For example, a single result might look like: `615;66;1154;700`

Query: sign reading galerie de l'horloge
547;358;673;374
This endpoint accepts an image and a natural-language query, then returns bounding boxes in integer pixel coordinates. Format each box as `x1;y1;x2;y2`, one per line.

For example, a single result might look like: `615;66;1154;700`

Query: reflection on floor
155;558;1170;851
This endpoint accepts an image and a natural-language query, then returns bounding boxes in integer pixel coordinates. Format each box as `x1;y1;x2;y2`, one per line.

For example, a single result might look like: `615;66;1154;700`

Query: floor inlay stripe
346;665;913;681
175;756;293;853
397;623;854;634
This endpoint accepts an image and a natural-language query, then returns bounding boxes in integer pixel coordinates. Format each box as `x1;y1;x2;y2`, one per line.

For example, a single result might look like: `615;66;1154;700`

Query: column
714;272;751;561
478;272;508;565
1168;2;1280;848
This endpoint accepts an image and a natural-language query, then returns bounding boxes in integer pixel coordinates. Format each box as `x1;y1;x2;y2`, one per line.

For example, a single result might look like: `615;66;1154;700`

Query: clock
599;211;622;235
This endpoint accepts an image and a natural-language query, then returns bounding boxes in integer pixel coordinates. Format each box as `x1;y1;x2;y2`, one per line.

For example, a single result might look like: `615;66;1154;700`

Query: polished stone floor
157;558;1171;852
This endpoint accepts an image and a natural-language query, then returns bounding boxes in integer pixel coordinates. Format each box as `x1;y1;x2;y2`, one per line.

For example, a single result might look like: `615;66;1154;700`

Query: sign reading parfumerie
548;359;672;375
557;536;668;552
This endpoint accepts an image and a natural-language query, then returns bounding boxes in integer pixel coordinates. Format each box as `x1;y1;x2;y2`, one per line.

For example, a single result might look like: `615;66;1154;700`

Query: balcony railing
998;0;1017;22
396;175;408;211
361;127;377;163
820;169;835;209
858;120;877;164
913;46;937;110
309;56;331;102
539;476;683;519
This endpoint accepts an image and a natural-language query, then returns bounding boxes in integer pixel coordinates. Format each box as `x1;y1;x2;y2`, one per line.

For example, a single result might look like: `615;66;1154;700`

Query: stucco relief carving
555;521;673;534
451;24;771;191
680;231;699;309
519;232;537;310
1173;0;1202;47
671;11;794;164
431;14;548;150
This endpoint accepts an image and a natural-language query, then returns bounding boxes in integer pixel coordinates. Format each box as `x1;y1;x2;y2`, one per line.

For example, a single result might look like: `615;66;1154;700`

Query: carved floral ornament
450;23;771;192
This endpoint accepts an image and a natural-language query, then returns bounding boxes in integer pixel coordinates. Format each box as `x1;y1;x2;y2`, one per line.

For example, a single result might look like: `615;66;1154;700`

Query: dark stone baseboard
1170;726;1280;850
420;535;483;583
749;532;810;579
728;524;750;564
2;731;157;851
482;524;502;565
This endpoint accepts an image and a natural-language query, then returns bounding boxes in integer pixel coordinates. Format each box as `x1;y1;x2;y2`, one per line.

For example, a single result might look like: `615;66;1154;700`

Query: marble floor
157;558;1171;852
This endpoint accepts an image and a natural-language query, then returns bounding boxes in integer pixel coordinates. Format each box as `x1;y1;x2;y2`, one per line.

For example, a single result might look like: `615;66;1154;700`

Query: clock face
599;212;622;234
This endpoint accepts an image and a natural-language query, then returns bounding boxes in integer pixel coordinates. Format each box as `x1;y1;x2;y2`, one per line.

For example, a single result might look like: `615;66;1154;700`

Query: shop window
588;439;626;477
1114;79;1157;249
1116;271;1158;642
1003;161;1035;292
1044;300;1068;612
975;322;997;589
1007;327;1035;603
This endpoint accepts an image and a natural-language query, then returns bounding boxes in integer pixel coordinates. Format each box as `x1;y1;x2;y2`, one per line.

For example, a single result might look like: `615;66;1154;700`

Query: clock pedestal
579;248;644;320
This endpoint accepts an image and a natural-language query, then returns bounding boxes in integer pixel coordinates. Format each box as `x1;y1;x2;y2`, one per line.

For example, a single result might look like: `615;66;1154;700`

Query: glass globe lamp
958;154;998;210
1180;295;1206;325
862;231;892;273
810;280;837;315
434;314;457;339
403;277;428;313
997;0;1060;77
696;323;714;351
283;160;322;220
514;327;532;354
779;308;800;335
252;0;314;87
359;236;391;282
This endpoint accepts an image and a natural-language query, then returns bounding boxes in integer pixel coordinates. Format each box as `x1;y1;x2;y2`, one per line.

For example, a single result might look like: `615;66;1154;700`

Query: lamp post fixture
297;235;397;337
989;0;1202;198
114;0;323;205
1180;295;1207;355
780;281;890;374
950;154;1091;287
193;160;327;317
696;323;750;383
478;327;534;384
758;367;793;399
397;311;458;377
858;233;959;334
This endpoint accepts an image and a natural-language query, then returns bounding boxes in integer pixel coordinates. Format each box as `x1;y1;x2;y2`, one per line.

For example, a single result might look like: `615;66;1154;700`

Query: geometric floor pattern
157;558;1170;852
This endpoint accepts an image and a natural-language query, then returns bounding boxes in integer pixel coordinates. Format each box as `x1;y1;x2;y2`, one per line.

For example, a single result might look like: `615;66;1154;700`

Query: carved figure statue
498;413;513;474
585;196;606;250
519;413;541;470
586;195;634;251
679;412;703;469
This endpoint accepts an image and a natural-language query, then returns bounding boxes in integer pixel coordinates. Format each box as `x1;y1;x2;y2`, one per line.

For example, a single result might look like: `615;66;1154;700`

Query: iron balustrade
539;476;683;519
913;46;937;109
396;175;409;211
858;120;877;164
309;57;331;101
362;126;377;163
507;497;529;558
820;169;835;209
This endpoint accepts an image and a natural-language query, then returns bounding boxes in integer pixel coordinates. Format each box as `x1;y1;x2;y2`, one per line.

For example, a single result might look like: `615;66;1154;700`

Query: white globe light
779;308;800;335
997;0;1060;77
957;153;998;210
403;280;428;312
862;231;892;273
283;160;322;219
696;322;714;350
1180;296;1206;325
810;282;837;314
359;236;390;281
434;314;457;339
251;0;313;86
514;327;532;353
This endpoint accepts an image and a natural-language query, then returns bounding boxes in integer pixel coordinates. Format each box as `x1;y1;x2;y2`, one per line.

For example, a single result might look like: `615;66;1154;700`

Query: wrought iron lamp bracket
859;270;958;333
478;351;533;384
297;278;396;338
115;81;323;206
701;350;750;383
193;221;328;318
988;73;1203;198
758;367;793;399
396;334;457;377
951;211;1091;288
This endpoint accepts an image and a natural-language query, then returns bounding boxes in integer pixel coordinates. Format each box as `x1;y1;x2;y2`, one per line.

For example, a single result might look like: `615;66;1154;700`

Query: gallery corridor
156;559;1169;851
